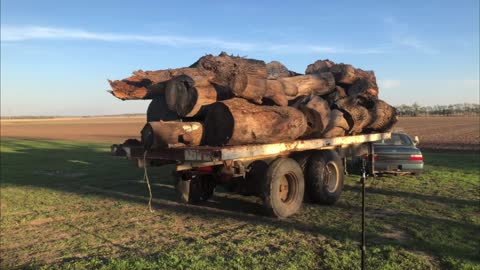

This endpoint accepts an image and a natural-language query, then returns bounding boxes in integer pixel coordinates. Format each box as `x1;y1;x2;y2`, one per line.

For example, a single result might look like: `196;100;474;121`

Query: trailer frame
112;133;390;170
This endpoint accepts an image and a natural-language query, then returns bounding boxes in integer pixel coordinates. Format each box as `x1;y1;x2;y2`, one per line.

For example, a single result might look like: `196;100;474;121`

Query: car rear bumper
374;161;424;172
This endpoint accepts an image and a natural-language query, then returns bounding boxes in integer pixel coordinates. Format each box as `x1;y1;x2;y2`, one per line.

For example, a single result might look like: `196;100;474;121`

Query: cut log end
165;75;198;116
203;102;234;146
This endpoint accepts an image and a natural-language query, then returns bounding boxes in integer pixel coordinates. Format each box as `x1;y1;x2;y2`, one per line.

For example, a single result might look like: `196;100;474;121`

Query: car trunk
374;145;421;161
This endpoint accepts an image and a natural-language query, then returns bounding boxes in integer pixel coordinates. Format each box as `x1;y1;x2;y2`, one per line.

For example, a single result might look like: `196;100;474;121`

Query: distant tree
395;102;479;116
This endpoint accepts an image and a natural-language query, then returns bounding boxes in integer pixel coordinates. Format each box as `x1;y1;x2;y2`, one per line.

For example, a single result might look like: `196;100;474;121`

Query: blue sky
1;0;479;116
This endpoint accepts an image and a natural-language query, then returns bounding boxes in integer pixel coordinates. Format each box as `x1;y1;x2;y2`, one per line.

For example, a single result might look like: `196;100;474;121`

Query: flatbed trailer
112;132;390;218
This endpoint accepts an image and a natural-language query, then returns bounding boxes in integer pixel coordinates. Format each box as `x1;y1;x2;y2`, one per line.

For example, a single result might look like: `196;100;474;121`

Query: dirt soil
1;116;145;143
1;116;479;150
396;116;480;151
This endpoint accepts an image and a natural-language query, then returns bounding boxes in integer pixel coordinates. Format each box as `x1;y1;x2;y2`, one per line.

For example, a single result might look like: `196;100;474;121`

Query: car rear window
376;133;413;146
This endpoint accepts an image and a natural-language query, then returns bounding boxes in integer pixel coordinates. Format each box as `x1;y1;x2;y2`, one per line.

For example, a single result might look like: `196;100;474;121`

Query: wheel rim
279;172;298;204
324;161;339;193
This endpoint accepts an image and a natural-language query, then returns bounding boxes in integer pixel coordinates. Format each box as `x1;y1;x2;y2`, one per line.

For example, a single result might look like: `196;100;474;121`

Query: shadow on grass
343;185;479;207
1;139;479;263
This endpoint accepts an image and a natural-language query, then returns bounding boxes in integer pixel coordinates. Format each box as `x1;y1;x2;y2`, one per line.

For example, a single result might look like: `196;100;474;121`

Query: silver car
369;132;424;175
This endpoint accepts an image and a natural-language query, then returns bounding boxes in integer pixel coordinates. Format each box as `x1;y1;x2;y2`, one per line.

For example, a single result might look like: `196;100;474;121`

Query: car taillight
410;154;423;161
364;154;378;161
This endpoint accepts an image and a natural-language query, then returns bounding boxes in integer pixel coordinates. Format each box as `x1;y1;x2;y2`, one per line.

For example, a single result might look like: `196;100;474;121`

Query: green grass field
1;139;479;270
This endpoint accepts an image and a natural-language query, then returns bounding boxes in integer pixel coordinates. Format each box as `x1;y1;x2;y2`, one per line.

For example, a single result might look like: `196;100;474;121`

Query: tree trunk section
203;98;307;146
265;72;336;106
191;52;268;104
299;96;331;138
335;97;372;135
165;75;232;117
305;59;335;74
323;85;347;106
146;95;179;122
365;100;398;132
266;61;300;79
109;68;212;100
141;121;203;149
347;78;379;99
322;109;350;138
330;64;376;85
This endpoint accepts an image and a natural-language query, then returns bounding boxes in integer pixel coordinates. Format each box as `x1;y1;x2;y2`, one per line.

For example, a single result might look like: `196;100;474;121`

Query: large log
146;95;179;122
266;61;300;79
330;64;376;85
335;97;372;135
109;68;212;100
323;85;347;106
192;52;267;104
322;109;350;138
141;121;203;149
165;75;232;117
305;59;335;74
203;98;307;146
365;100;397;132
299;96;331;138
347;78;379;99
265;72;336;106
110;52;269;103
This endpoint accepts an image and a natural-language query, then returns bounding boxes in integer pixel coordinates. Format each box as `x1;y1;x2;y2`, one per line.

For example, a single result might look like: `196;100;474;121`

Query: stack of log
109;52;397;148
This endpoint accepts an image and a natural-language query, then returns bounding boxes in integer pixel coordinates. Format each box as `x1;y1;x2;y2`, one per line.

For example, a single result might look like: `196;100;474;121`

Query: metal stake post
361;159;366;270
361;142;374;270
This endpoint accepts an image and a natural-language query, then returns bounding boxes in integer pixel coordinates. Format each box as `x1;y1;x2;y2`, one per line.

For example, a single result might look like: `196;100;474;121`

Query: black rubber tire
306;150;344;205
263;158;305;218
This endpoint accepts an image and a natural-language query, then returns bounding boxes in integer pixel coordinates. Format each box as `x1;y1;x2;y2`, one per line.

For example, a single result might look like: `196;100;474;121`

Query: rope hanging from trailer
143;151;154;213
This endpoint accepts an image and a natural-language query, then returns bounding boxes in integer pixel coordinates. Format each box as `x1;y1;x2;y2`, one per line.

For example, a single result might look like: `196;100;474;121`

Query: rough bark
203;98;307;146
265;72;336;106
347;78;379;99
305;59;335;74
109;68;212;100
299;96;331;138
365;99;398;132
323;85;348;106
335;97;373;135
330;64;376;86
191;52;268;104
322;109;350;138
141;121;203;149
266;61;300;79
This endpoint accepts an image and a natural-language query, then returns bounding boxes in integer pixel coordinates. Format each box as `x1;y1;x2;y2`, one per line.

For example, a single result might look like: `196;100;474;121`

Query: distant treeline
395;103;480;116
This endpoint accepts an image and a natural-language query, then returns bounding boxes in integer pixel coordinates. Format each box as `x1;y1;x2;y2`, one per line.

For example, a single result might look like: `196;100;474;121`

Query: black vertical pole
361;159;366;270
361;142;375;270
369;142;375;177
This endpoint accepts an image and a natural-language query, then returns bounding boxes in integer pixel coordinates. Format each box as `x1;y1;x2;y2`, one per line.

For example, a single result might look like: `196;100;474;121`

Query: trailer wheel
306;150;344;205
177;175;215;204
263;158;304;218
